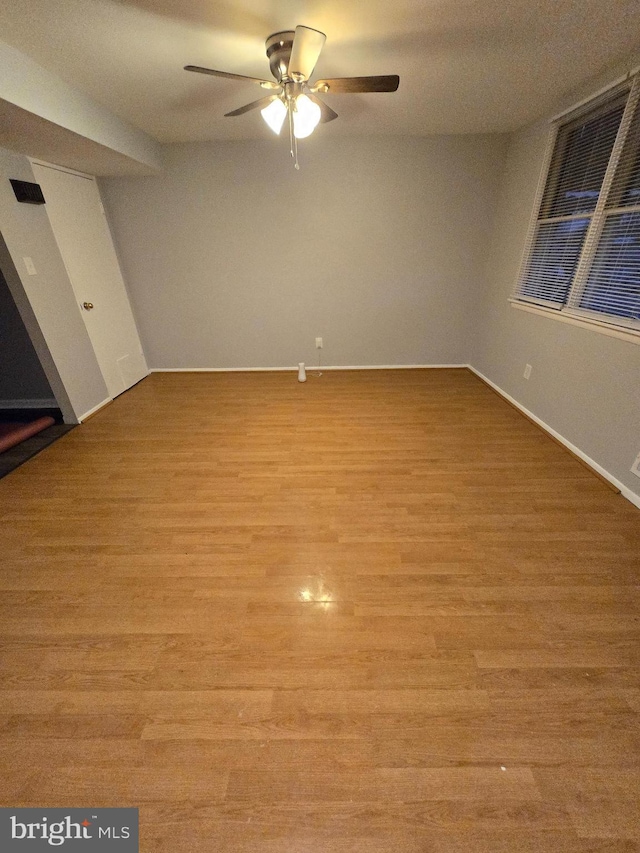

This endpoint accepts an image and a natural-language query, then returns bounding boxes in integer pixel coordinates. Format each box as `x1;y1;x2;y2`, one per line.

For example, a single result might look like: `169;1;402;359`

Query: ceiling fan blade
224;95;277;117
312;75;400;94
288;26;326;81
185;66;279;89
307;93;338;123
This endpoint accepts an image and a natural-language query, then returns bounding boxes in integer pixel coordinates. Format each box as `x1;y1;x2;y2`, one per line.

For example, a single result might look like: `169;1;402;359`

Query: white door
31;162;148;399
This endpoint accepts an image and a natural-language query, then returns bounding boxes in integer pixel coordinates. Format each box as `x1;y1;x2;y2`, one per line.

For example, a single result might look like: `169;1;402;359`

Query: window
513;74;640;336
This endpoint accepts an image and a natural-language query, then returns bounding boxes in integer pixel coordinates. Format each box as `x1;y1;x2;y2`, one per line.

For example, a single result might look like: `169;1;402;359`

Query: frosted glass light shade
261;98;287;134
293;94;321;139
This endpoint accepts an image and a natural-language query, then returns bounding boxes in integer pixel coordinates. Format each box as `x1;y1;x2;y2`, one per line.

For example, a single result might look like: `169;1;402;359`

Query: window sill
509;299;640;346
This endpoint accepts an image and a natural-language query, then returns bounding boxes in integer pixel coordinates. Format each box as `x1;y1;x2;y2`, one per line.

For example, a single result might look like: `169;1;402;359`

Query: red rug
0;416;56;453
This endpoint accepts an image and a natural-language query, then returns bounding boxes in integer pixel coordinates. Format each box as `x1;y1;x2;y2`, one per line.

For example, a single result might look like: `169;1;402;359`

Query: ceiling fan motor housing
266;31;296;82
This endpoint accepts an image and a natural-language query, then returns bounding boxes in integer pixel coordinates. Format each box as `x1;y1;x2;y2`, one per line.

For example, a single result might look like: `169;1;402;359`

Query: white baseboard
0;398;58;408
151;367;296;373
468;365;640;510
150;364;468;373
78;397;112;423
310;364;467;370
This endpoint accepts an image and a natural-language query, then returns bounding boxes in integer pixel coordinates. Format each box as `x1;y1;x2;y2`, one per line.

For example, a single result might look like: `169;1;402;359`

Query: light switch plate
23;256;37;275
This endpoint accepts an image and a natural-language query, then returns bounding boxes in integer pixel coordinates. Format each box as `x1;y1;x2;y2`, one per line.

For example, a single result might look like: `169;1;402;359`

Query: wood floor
1;368;639;852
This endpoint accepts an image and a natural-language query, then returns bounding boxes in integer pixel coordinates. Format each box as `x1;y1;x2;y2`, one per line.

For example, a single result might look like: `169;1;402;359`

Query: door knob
83;302;94;310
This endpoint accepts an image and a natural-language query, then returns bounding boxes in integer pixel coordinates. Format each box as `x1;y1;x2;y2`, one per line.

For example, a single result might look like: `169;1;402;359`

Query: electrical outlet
523;364;532;380
315;337;323;349
631;452;640;479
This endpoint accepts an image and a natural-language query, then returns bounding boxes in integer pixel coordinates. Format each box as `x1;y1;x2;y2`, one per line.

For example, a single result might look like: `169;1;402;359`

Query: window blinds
514;74;640;333
572;85;640;323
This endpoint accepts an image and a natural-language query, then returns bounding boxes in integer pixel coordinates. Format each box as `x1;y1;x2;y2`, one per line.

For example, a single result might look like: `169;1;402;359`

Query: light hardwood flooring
1;368;639;852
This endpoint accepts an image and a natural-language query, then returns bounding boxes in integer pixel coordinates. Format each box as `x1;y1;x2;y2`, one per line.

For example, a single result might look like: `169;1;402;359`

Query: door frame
29;158;149;401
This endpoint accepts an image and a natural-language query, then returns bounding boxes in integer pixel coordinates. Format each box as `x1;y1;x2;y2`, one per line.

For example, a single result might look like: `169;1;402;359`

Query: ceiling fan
185;25;400;168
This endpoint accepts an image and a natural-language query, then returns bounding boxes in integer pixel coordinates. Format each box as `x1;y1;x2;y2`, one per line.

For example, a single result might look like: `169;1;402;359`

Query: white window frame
511;73;640;344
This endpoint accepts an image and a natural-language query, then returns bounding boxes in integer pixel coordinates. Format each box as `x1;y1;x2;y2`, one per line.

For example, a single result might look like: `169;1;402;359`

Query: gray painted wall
0;147;108;420
101;135;507;369
476;91;640;502
0;265;53;400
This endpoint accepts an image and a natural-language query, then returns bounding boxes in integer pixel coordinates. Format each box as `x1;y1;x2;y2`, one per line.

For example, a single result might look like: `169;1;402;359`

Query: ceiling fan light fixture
261;97;287;134
185;25;399;165
292;94;321;139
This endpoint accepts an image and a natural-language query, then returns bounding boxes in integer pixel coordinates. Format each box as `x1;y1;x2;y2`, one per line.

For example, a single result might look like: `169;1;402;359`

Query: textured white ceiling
1;0;640;142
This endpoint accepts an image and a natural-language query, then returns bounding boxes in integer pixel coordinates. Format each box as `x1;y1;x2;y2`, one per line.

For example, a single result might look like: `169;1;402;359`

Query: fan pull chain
288;102;300;170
